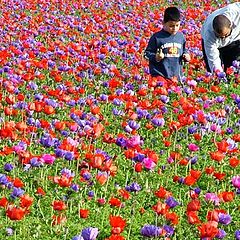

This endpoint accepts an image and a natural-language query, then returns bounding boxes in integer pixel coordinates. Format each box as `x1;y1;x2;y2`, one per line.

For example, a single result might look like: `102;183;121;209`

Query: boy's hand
156;48;164;62
182;53;191;62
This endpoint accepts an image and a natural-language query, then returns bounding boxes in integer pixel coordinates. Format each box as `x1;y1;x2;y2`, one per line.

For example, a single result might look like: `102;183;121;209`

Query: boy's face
163;21;181;35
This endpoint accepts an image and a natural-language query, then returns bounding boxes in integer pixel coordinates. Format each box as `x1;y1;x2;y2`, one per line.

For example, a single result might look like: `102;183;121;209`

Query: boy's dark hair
163;7;181;23
213;15;231;34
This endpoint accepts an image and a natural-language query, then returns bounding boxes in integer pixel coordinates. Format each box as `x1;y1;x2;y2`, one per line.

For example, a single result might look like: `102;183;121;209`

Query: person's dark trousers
202;39;240;72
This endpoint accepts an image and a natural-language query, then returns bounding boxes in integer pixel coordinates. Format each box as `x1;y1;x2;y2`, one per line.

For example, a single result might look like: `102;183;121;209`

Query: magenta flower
205;193;220;206
41;154;56;165
143;158;156;170
188;143;199;152
232;176;240;189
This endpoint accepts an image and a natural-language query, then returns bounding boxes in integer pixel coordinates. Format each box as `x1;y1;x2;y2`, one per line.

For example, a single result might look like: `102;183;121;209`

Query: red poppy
184;175;197;186
134;162;143;172
6;206;26;220
187;199;201;212
52;200;67;211
216;139;229;152
206;209;222;222
44;105;55;115
20;195;34;209
12;177;24;188
198;221;218;239
118;189;131;200
52;214;67;225
106;235;125;240
36;187;46;196
152;201;169;215
205;166;215;175
165;212;179;225
96;173;108;185
229;156;240;167
154;186;171;199
232;134;240;142
190;169;201;180
219;191;235;202
213;172;226;180
79;209;89;218
109;215;126;234
187;211;201;224
109;197;122;208
0;197;8;208
209;151;225;162
193;133;202;141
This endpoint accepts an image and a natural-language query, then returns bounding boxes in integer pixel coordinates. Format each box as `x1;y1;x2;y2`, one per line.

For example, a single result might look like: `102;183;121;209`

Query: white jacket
201;2;240;72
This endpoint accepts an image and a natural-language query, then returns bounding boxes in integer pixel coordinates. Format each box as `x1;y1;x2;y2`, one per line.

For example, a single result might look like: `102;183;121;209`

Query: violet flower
218;213;232;225
140;225;162;237
81;227;99;240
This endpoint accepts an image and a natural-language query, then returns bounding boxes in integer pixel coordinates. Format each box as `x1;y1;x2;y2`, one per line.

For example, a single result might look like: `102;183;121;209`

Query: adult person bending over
201;2;240;74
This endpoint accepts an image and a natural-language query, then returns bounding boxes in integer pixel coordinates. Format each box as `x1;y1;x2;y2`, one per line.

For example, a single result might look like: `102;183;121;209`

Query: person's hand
182;53;191;62
156;48;164;62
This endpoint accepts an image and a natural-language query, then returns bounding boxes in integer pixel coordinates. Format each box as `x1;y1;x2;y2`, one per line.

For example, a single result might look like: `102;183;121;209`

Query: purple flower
61;168;75;178
215;229;227;239
218;213;232;225
160;95;169;103
163;225;174;237
235;230;240;240
6;227;14;236
128;120;140;130
116;137;127;147
64;151;74;161
88;191;94;197
0;174;9;185
72;235;83;240
71;184;79;192
140;225;162;237
82;172;92;181
133;153;145;162
30;157;43;167
4;163;14;172
55;148;66;158
165;196;179;208
151;118;165;127
188;126;197;134
190;156;198;164
10;187;24;199
81;227;99;240
126;182;141;192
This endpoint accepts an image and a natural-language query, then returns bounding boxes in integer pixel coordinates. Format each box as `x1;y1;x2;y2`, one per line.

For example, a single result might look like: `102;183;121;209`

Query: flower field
0;0;240;239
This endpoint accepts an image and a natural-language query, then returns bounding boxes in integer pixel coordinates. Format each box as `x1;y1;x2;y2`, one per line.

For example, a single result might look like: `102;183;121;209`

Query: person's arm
203;38;223;73
182;38;191;62
144;35;160;63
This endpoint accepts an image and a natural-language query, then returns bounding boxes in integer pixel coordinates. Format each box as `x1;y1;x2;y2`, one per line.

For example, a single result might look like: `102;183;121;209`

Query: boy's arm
182;39;191;62
144;35;159;62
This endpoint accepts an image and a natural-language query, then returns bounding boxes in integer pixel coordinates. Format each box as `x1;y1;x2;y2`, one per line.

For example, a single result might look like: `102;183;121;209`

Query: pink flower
205;193;220;206
232;176;240;189
41;154;55;165
188;143;199;152
127;135;143;148
143;158;156;170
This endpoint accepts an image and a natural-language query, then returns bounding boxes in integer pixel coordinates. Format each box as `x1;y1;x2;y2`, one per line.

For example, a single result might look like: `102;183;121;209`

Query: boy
144;6;190;80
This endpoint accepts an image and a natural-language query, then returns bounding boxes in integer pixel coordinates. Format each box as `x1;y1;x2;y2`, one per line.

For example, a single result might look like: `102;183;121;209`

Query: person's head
213;15;232;39
163;6;181;35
